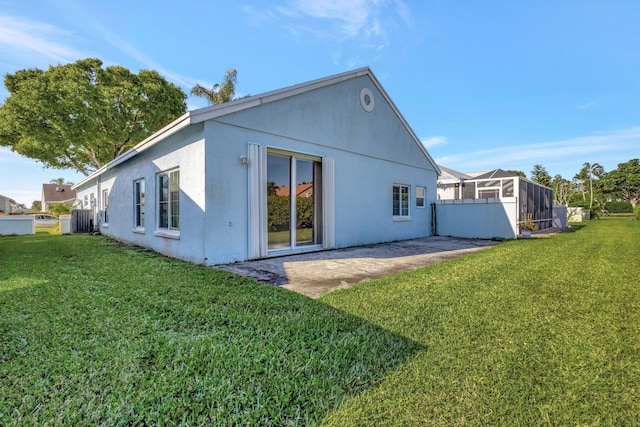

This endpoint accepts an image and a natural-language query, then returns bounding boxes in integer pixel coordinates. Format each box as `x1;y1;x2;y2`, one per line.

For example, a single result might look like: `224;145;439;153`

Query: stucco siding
216;75;433;172
201;115;436;264
77;124;206;264
201;121;251;264
333;154;434;247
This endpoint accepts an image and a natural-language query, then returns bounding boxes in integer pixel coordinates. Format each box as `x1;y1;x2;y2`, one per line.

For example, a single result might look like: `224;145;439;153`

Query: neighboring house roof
42;184;76;205
275;183;314;198
440;167;552;190
0;194;17;213
74;67;441;189
438;165;474;181
472;169;518;180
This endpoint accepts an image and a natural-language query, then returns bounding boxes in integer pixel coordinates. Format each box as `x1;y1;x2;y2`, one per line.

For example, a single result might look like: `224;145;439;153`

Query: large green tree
601;159;640;208
0;58;187;176
507;169;526;178
190;68;238;105
530;164;552;187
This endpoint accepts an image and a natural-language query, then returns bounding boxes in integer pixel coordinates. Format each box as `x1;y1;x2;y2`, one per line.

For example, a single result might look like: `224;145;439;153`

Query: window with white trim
158;169;180;231
134;179;145;229
102;189;109;224
393;184;410;218
416;186;425;208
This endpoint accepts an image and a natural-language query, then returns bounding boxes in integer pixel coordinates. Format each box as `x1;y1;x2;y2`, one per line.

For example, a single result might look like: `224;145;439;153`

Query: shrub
49;202;72;216
606;201;633;213
634;204;640;220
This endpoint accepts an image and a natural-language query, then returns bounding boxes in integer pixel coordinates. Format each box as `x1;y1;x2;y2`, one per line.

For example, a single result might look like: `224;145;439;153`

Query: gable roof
0;194;16;204
42;184;76;204
74;67;440;189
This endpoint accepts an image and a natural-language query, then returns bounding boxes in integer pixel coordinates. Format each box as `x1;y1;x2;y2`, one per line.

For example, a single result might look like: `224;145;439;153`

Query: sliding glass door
267;151;322;251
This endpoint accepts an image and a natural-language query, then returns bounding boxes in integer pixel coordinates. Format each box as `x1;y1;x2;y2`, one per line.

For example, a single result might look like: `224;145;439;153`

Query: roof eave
72;66;441;187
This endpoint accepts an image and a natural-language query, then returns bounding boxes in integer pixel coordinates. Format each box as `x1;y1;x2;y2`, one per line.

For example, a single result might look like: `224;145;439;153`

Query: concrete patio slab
218;236;499;298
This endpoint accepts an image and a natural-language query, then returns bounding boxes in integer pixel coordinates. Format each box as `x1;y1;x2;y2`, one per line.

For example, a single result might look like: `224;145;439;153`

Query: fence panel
71;209;93;233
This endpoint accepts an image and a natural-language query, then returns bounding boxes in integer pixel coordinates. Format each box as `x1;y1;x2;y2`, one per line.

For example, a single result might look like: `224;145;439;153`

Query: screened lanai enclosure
437;168;554;231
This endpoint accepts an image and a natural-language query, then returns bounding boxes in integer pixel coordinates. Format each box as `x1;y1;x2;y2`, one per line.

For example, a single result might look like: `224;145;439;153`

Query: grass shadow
0;234;423;426
564;223;588;233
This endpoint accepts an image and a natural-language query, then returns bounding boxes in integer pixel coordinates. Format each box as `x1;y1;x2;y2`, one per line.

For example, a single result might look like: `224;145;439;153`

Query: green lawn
268;228;313;246
319;218;640;425
1;218;639;425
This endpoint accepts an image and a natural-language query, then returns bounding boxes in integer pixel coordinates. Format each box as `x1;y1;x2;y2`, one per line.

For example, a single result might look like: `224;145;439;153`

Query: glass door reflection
267;153;291;250
267;151;322;251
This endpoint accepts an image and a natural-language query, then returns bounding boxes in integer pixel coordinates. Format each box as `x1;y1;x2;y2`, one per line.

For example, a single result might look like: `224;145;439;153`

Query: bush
267;195;314;231
49;202;72;216
606;201;633;213
634;204;640;220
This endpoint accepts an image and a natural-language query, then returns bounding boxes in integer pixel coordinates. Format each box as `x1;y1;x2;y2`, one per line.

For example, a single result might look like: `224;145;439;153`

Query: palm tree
190;68;238;105
575;162;604;209
49;178;74;185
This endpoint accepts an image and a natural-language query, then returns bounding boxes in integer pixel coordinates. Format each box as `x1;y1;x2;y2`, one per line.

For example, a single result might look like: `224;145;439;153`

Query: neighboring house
274;183;314;198
0;194;17;213
73;68;441;266
41;184;76;212
437;166;554;231
436;166;474;200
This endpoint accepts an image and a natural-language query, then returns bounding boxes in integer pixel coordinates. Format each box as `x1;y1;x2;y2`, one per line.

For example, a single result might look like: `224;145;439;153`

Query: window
393;184;410;218
158;169;179;231
84;195;89;208
134;179;145;229
102;189;109;224
416;186;425;208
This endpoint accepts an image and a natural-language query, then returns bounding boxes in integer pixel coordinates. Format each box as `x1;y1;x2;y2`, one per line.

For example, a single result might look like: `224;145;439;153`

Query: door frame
248;143;335;259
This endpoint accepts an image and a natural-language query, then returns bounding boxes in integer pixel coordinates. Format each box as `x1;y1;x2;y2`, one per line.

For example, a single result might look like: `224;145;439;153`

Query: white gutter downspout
96;174;102;232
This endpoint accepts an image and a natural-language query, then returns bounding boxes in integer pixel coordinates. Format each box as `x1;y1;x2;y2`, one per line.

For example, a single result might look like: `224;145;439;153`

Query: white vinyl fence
435;198;518;239
0;215;35;235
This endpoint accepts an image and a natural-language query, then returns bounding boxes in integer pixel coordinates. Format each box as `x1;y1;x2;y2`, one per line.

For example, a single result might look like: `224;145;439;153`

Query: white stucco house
0;194;18;213
73;68;440;265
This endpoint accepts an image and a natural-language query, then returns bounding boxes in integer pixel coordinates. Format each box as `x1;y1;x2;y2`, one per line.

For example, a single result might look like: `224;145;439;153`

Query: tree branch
63;149;91;176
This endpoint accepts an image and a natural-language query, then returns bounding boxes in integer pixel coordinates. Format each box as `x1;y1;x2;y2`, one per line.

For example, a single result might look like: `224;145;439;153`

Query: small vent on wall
360;87;375;112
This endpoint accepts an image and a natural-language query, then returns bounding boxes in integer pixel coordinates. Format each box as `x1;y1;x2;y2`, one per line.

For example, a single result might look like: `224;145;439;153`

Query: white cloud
290;0;373;38
251;0;411;47
82;20;196;88
0;15;83;63
0;12;196;93
578;100;603;110
421;136;449;148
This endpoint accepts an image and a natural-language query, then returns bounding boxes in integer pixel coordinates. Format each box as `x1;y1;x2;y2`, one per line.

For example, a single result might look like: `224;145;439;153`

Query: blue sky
1;0;638;206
